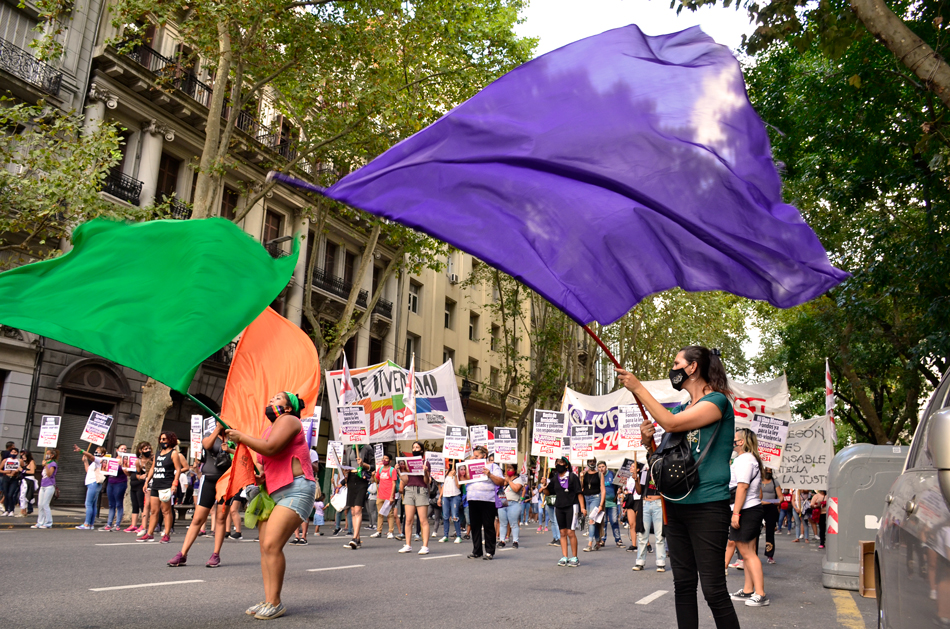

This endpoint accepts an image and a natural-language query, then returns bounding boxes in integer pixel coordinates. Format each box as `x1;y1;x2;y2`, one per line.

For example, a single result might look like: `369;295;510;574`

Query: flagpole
185;393;231;430
582;324;653;452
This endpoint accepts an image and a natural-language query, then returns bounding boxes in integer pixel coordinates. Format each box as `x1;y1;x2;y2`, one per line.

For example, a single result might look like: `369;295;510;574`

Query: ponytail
680;345;732;397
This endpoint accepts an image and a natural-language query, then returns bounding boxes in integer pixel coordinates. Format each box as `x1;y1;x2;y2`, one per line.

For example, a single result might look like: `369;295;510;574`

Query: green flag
0;218;298;392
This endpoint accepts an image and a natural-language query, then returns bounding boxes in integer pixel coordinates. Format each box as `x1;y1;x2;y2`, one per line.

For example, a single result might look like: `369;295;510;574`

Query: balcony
101;169;143;206
0;38;62;95
373;298;393;319
266;242;291;258
124;44;211;108
207;340;238;366
167;198;192;220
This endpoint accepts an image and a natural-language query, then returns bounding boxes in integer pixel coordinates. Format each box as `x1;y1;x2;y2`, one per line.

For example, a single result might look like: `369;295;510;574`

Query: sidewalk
0;506;91;529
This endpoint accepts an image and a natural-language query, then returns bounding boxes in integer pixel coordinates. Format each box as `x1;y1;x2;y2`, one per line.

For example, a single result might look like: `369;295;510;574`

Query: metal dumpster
822;443;909;590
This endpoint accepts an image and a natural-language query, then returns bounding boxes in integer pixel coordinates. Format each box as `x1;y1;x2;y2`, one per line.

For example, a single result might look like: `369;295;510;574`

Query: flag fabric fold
314;25;848;325
217;307;321;500
0;218;299;392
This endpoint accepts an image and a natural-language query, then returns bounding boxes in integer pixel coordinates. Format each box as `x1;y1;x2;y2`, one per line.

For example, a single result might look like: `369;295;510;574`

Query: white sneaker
137;529;148;537
387;533;394;539
431;531;438;538
370;532;381;538
438;536;448;543
398;545;413;553
454;537;461;544
418;546;430;555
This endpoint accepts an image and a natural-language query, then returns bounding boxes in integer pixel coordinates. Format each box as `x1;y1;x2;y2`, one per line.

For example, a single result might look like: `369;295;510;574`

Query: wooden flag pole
185;393;230;431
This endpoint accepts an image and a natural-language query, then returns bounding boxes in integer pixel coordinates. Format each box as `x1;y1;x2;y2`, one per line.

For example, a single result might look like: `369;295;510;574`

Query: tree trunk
851;0;950;107
191;21;233;218
122;378;173;521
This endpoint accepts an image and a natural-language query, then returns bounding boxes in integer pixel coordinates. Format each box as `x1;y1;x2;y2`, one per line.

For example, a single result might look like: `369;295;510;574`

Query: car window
908;370;950;470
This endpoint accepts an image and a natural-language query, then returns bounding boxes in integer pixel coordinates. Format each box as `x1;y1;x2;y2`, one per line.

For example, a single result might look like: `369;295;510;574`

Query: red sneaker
160;534;170;543
167;552;187;567
137;534;154;542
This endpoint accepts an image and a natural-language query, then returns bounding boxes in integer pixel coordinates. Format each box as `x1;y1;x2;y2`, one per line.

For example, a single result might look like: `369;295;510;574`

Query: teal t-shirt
668;391;734;505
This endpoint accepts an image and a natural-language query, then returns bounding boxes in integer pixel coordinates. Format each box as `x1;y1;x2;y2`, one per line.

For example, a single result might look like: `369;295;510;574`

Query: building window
369;337;382;365
263;209;283;244
343;250;357;287
490;325;500;351
444;299;455;329
467;358;479;381
408;282;420;314
406;334;419;366
443;347;455;365
157;152;181;200
324;241;338;275
490;367;500;388
469;313;479;341
221;186;239;220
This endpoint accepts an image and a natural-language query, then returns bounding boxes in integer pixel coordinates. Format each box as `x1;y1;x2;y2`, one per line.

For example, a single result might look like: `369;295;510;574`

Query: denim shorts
270;476;317;522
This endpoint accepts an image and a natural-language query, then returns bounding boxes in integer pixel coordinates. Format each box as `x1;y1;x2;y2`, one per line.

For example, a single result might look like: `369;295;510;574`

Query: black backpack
648;418;722;501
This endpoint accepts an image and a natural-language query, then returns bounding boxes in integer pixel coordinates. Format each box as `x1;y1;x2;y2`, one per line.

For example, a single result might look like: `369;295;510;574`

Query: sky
515;0;757;57
515;0;764;367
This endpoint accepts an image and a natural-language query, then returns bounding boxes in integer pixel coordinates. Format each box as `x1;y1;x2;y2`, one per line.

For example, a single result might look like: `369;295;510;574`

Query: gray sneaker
245;601;268;616
730;589;754;601
255;602;286;619
745;594;770;607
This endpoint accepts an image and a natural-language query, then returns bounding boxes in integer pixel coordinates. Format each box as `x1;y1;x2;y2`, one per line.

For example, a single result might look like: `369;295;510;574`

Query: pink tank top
260;419;314;494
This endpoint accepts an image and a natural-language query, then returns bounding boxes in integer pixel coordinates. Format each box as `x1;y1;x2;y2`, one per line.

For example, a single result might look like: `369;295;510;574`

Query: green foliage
0;100;145;269
744;34;950;443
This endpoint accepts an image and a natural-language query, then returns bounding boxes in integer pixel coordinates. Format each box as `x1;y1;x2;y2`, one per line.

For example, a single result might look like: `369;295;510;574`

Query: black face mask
555;464;567;473
669;367;689;391
412;450;423;457
264;404;284;423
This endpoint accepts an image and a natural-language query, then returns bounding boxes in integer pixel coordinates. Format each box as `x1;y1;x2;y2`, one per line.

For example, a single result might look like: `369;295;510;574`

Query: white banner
327;360;466;443
37;415;61;448
640;375;792;427
338;406;369;444
750;413;791;469
80;411;113;446
494;427;518;464
531;409;568;456
775;416;835;490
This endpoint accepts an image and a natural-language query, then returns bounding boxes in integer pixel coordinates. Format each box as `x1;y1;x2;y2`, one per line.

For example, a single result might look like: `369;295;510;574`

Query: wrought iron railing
0;38;62;95
167;198;192;220
101;169;143;206
125;44;211;107
312;266;369;307
373;298;393;319
208;340;238;366
266;242;291;258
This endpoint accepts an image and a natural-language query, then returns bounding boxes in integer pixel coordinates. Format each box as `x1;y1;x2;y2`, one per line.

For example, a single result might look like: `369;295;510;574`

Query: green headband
283;392;300;413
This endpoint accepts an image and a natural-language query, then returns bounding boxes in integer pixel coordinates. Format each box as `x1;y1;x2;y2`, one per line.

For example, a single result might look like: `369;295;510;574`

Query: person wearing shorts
167;424;232;567
226;391;317;620
343;443;375;550
397;441;431;555
543;456;586;567
728;428;768;607
139;432;187;543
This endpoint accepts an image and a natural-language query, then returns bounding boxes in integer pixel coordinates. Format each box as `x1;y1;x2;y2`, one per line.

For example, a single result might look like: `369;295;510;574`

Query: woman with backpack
617;346;741;629
728;428;769;607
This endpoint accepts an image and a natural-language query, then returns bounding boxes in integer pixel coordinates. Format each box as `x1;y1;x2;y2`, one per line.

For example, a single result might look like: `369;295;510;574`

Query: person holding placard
167;424;233;568
616;346;738;629
2;445;20;516
370;454;400;539
464;445;504;560
437;459;463;543
580;459;605;552
138;432;188;543
101;444;130;531
597;461;624;548
73;445;107;529
397;441;431;555
225;391;317;620
497;464;525;549
17;450;37;517
542;456;586;567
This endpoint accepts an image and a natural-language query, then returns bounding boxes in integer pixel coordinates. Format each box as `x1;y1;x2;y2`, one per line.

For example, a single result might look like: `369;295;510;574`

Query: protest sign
561;435;571;463
617;405;644;449
327;360;466;442
570;424;595;464
37;415;61;448
374;443;385;466
302;407;321;449
102;457;121;477
426;452;445;482
190;414;203;459
750;413;791;468
614;456;636;486
4;459;19;471
469;425;489;449
80;411;113;446
487;438;495;457
396;456;425;476
327;441;345;469
494;427;518;464
338;406;369;444
120;453;138;470
443;426;468;459
203;417;217;437
531;410;567;456
775;416;834;490
456;459;488;484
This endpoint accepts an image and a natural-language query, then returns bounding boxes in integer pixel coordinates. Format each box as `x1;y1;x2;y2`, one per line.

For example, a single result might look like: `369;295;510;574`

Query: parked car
876;368;950;628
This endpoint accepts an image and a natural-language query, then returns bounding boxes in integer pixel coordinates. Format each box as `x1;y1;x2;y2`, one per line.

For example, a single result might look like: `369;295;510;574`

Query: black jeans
763;503;779;559
818;513;826;546
468;500;497;557
665;499;741;629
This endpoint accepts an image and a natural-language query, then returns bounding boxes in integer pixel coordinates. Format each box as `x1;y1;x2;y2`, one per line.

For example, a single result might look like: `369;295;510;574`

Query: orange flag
216;307;322;500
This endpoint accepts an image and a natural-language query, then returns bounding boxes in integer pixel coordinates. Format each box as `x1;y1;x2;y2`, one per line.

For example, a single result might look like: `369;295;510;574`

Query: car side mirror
928;407;950;505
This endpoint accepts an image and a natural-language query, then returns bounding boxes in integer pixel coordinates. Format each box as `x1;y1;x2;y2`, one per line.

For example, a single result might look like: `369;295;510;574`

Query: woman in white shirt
438;459;462;543
73;445;106;530
728;429;768;607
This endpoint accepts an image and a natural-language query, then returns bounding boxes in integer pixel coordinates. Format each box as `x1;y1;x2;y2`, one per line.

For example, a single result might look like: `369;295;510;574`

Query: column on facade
138;119;175;208
285;216;309;328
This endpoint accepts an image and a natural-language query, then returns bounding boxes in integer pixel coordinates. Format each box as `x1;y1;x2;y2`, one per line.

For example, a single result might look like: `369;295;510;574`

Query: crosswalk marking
307;564;365;572
635;590;669;605
91;579;204;592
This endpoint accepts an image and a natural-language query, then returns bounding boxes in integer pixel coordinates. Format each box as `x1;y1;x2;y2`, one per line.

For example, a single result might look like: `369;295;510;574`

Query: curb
0;520;87;530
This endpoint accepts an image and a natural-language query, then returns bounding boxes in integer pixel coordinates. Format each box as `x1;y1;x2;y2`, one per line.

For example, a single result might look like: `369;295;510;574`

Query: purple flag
317;25;848;325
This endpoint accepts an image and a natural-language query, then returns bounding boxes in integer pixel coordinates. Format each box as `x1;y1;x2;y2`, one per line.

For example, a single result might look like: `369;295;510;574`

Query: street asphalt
2;521;875;628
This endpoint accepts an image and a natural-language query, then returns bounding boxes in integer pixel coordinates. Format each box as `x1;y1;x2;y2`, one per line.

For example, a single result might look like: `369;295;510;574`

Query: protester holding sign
102;444;131;531
616;345;739;629
597;461;623;548
168;424;233;568
17;450;37;517
497;464;525;549
464;445;504;560
370;454;400;539
580;459;605;552
1;443;18;516
32;449;58;528
438;459;463;543
73;445;106;530
398;441;431;555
